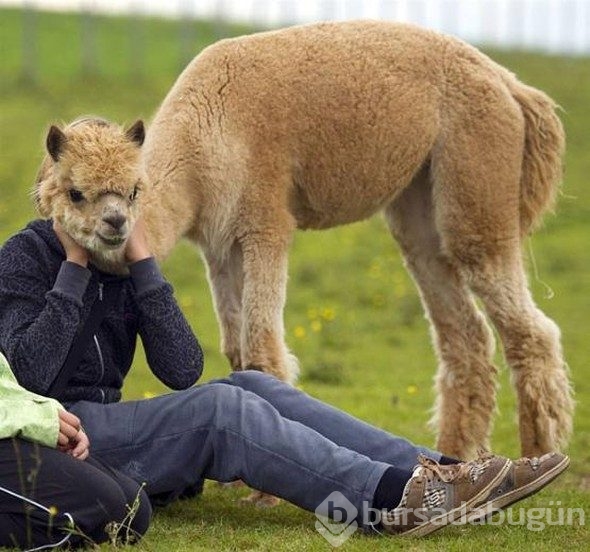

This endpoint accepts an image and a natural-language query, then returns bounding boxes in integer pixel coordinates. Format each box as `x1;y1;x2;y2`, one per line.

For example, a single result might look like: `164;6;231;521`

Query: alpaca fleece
28;21;573;458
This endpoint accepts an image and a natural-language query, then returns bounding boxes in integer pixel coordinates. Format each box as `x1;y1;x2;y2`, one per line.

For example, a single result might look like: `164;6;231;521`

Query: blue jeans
70;371;439;528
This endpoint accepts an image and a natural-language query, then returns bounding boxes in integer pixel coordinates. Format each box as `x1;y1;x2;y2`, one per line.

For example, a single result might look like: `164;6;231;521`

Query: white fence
2;0;590;55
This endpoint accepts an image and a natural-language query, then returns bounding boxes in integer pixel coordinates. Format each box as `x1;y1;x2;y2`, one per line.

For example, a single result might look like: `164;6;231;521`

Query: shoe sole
467;455;570;522
401;458;512;537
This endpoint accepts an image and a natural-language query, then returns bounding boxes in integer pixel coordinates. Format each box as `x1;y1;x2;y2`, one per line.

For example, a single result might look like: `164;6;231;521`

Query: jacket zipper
94;281;106;403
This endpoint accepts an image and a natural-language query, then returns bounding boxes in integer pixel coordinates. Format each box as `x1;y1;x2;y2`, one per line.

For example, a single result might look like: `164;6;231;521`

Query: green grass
1;8;589;551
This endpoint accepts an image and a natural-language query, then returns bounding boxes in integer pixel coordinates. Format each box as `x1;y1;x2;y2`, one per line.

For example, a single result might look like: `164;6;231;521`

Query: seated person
0;352;151;550
0;217;569;538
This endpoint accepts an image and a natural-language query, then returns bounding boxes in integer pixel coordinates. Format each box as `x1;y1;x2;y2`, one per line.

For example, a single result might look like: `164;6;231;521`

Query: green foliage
1;9;588;550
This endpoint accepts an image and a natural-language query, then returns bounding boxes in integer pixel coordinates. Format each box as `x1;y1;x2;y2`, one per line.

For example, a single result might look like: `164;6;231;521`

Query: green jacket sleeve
0;352;61;448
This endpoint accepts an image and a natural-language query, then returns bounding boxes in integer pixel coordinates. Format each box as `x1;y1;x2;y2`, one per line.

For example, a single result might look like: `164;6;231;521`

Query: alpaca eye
69;189;84;203
129;186;139;202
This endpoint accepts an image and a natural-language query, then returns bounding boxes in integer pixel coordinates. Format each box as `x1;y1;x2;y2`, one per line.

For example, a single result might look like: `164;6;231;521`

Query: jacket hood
25;219;65;256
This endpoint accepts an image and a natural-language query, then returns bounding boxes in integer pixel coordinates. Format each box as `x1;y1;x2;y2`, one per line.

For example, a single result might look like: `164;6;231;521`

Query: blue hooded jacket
0;219;203;404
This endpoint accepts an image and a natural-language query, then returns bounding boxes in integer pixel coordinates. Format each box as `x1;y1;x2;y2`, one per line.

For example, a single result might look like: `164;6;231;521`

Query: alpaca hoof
226;351;242;371
239;490;281;508
218;480;246;489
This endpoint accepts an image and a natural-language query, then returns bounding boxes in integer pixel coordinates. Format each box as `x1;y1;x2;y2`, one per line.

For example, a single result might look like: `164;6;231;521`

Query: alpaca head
34;117;146;273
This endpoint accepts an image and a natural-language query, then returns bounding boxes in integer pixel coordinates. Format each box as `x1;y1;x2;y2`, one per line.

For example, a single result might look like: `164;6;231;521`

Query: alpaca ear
125;120;145;146
46;125;66;162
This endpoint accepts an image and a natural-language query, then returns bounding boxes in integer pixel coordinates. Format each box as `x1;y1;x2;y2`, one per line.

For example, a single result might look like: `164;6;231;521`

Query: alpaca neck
138;168;199;262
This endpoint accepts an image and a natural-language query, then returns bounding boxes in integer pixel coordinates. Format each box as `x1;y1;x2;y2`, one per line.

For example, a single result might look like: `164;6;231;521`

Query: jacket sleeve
0;233;90;395
130;258;204;389
0;353;61;448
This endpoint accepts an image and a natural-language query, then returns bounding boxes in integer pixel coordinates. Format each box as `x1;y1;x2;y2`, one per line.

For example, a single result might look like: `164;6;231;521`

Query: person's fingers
77;448;90;461
76;440;90;460
57;431;70;448
58;419;80;441
58;409;81;430
71;431;90;460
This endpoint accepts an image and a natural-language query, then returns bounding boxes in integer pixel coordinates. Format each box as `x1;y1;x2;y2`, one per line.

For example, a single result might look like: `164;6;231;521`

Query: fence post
21;1;37;83
215;0;229;39
130;0;145;80
81;1;98;77
178;0;195;69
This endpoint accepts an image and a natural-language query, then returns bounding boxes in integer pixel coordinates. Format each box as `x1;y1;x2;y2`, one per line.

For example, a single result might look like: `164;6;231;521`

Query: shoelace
416;454;473;483
476;448;495;461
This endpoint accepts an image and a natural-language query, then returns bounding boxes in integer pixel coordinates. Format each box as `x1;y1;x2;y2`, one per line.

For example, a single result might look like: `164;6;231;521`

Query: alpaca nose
102;214;126;231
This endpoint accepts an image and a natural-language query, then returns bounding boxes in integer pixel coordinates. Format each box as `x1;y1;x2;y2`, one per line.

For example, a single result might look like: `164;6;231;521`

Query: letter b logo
315;491;358;546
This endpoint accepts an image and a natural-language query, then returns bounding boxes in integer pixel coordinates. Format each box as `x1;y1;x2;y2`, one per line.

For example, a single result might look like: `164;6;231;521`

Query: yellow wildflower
369;260;382;279
321;307;336;321
180;296;195;308
294;326;306;339
307;307;319;320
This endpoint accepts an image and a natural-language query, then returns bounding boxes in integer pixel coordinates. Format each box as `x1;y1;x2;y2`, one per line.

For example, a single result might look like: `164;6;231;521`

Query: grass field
1;8;589;551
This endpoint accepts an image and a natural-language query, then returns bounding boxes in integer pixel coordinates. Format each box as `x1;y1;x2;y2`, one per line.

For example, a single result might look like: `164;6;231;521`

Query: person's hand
57;409;90;460
125;217;152;264
53;220;89;267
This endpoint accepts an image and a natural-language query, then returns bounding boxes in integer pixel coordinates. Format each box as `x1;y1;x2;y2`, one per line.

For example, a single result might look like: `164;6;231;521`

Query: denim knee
203;381;244;408
199;382;259;432
227;369;279;390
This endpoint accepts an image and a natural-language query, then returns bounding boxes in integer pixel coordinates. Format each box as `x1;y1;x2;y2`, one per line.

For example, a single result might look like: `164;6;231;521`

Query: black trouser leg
0;439;151;549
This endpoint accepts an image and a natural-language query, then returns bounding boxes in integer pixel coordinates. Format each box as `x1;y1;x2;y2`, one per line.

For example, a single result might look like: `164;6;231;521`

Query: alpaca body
36;21;573;459
142;21;573;459
144;22;445;246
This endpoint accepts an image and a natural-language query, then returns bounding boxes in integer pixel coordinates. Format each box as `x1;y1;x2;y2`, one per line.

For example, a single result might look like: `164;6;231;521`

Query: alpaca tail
504;76;566;235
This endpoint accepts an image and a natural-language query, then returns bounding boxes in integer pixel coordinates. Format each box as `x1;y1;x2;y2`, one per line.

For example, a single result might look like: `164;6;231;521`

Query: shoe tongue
412;465;426;478
395;465;426;510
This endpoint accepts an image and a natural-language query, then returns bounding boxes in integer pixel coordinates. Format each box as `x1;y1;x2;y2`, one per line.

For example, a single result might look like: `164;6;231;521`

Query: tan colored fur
35;118;145;274
36;21;573;458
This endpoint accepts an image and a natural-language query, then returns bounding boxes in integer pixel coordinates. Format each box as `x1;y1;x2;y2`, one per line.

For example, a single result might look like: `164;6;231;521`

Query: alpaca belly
288;146;427;230
289;176;404;230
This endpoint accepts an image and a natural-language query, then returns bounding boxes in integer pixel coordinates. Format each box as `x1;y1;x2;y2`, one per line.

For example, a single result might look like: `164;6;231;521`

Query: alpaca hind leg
431;104;573;456
468;256;574;456
386;168;498;460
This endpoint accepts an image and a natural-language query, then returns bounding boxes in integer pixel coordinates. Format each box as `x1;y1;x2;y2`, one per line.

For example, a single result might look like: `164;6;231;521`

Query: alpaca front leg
206;238;286;508
203;243;244;370
239;231;299;383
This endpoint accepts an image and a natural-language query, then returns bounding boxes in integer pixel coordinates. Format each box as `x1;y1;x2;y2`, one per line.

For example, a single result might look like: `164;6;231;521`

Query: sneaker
469;452;570;521
382;453;511;537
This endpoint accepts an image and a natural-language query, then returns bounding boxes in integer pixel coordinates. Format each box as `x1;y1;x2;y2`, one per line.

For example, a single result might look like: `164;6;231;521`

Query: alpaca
35;21;573;460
